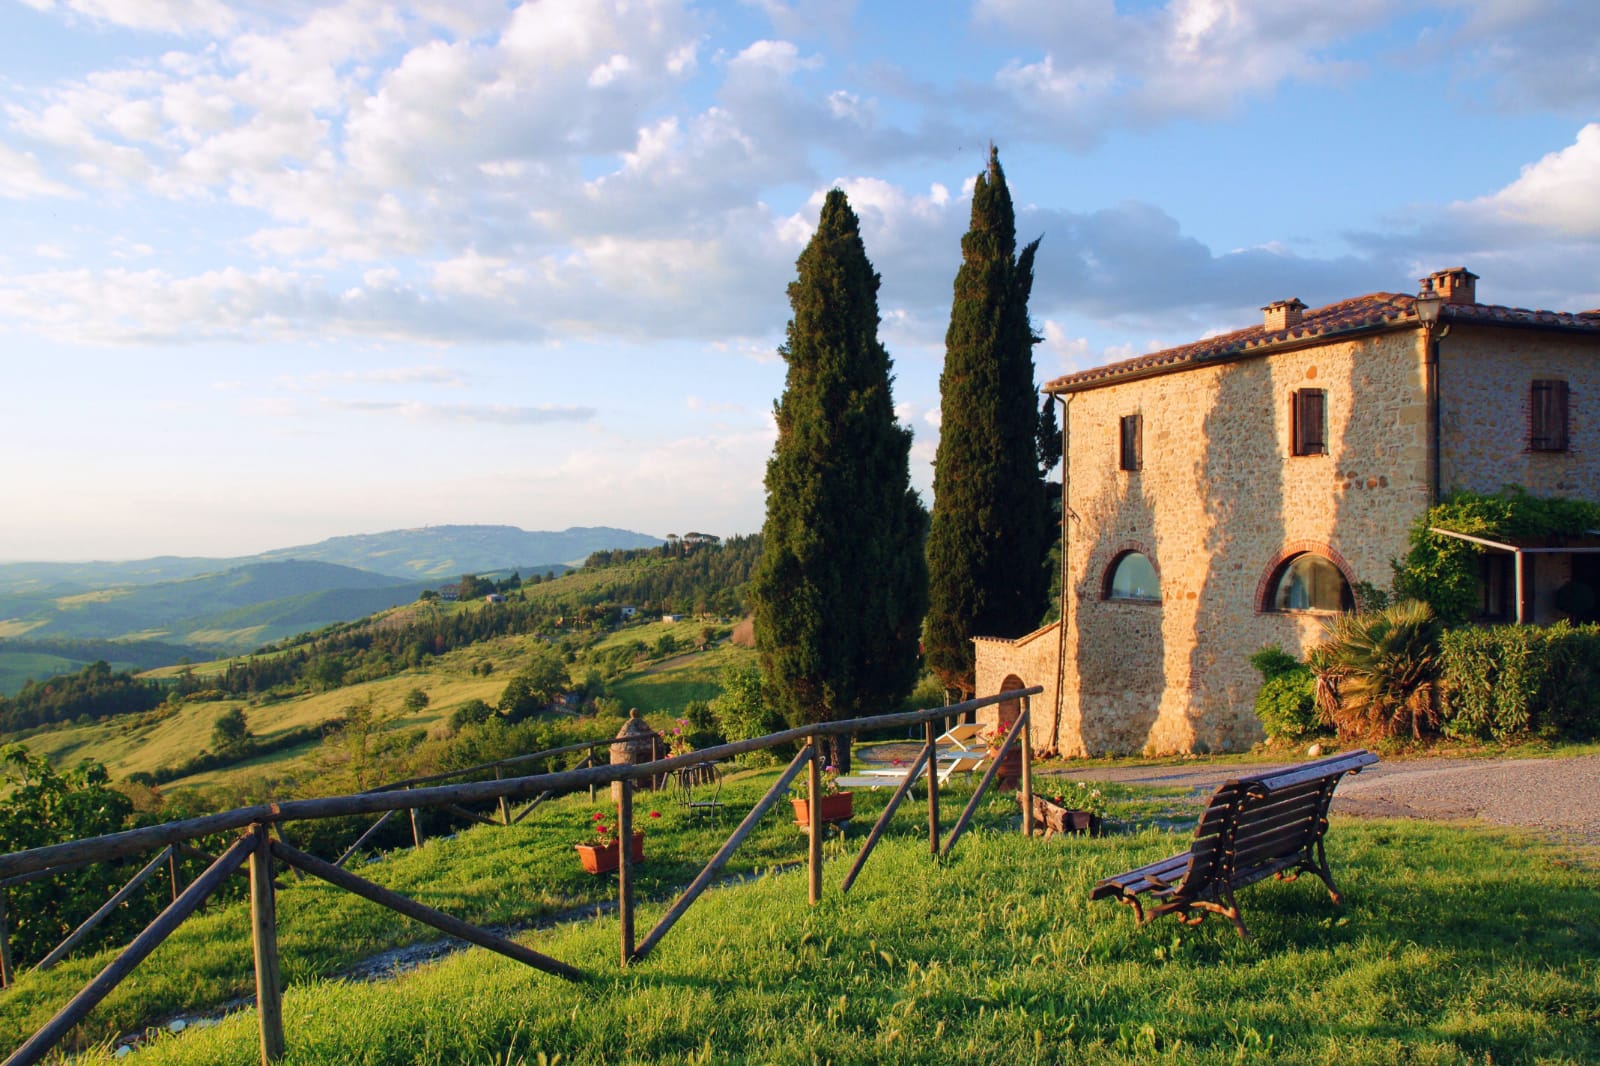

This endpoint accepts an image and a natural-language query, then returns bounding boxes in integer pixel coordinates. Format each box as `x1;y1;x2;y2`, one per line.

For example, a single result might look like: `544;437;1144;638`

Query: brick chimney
1262;298;1307;331
1419;267;1478;306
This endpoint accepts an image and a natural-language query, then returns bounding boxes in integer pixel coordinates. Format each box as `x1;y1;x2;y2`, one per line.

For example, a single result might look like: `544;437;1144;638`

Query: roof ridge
1045;290;1600;393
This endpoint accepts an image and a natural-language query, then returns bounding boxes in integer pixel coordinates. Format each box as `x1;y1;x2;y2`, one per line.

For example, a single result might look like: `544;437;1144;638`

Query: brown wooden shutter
1293;390;1326;456
1119;413;1142;471
1531;379;1569;451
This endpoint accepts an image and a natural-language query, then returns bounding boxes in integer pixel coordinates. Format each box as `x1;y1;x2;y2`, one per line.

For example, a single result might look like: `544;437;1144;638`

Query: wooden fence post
494;768;511;826
407;788;424;849
925;718;941;857
613;779;634;966
169;848;180;902
0;890;13;989
249;825;286;1064
1020;698;1034;838
808;743;823;904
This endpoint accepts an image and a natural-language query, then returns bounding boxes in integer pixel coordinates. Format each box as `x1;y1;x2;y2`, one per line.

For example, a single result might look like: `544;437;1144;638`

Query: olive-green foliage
1247;644;1301;681
1254;671;1321;740
0;744;137;967
751;189;928;731
924;147;1049;698
210;706;251;754
1311;602;1444;740
1440;622;1600;739
709;664;783;742
400;687;429;712
1247;646;1323;740
447;698;495;731
498;646;569;721
1394;489;1600;626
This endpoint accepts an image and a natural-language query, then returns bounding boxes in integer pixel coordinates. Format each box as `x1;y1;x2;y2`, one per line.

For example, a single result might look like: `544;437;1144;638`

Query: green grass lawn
609;641;752;716
4;775;1597;1065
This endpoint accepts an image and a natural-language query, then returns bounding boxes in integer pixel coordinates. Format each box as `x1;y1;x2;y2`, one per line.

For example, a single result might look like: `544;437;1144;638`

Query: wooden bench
1091;749;1378;939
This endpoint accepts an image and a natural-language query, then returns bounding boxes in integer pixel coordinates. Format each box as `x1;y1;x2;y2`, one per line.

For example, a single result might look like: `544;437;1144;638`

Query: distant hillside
0;637;201;697
0;561;426;653
254;525;663;579
0;525;663;593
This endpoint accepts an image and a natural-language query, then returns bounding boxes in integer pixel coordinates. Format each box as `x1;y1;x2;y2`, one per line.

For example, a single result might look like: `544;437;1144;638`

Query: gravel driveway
1052;754;1600;847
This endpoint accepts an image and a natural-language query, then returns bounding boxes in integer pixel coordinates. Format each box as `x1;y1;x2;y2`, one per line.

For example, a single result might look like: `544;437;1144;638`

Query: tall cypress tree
924;147;1047;699
751;189;928;768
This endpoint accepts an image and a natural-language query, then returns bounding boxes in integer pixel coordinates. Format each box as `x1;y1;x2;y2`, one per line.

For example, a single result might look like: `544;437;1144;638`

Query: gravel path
1050;754;1600;846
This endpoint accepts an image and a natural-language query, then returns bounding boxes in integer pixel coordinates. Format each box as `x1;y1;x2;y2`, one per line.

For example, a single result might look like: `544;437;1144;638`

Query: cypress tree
751;189;928;769
924;147;1048;699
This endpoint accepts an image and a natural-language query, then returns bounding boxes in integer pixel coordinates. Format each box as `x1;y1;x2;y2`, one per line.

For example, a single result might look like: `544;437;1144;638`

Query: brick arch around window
1254;540;1359;613
1100;541;1161;601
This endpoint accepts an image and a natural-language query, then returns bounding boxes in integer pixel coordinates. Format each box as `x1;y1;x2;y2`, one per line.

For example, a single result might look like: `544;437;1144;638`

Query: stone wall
1440;326;1600;497
976;319;1600;756
971;624;1061;750
1053;329;1431;755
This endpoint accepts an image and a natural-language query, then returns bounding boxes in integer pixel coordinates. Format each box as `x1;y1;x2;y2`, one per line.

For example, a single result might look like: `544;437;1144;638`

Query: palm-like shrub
1310;601;1444;740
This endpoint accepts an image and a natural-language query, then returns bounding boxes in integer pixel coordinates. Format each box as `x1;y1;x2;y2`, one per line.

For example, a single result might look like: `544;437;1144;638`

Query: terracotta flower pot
792;792;854;827
574;830;646;874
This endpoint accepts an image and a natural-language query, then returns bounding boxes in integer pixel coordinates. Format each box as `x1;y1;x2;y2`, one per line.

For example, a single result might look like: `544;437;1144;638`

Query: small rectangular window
1119;413;1142;471
1530;379;1569;452
1292;389;1326;456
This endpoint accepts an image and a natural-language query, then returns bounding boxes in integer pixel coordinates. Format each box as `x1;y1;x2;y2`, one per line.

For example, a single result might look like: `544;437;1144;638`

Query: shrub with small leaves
1249;645;1325;740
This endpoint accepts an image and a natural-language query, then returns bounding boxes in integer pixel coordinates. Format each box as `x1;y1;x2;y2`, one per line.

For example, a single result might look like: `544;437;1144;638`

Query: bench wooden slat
1090;750;1375;939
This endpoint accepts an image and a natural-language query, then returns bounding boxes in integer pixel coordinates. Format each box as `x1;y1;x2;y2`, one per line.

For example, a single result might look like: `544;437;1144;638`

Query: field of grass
8;782;1594;1066
0;651;81;696
609;641;753;715
0;770;1029;1054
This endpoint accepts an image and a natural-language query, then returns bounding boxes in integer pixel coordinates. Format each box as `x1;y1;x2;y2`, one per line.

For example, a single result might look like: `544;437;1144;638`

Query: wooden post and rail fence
0;687;1039;1066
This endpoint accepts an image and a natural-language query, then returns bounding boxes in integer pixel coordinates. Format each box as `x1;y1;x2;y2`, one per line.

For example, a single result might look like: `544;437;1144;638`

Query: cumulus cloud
976;0;1390;141
1465;123;1600;238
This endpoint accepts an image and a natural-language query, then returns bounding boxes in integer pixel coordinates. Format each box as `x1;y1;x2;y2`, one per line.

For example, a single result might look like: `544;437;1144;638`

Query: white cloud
21;0;236;36
978;0;1388;141
1467;123;1600;238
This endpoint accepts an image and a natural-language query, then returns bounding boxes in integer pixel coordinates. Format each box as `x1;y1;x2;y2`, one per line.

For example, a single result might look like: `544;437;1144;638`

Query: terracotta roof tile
1045;293;1600;393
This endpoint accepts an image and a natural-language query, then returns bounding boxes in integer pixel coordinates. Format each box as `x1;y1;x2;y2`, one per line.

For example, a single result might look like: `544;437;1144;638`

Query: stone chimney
1262;298;1307;331
1419;267;1478;306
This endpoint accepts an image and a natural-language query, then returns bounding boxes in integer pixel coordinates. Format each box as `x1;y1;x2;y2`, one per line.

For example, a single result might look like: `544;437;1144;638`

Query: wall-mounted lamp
1415;290;1445;326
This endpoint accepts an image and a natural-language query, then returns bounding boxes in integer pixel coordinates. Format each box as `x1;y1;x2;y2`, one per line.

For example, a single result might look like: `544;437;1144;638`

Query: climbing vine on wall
1392;490;1600;626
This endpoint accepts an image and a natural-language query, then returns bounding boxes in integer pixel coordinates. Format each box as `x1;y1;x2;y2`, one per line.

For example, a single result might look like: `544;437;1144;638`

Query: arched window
1268;553;1353;612
1105;551;1160;602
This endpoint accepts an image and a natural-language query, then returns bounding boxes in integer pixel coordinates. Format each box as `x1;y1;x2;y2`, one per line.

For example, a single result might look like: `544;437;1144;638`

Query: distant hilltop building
976;268;1600;756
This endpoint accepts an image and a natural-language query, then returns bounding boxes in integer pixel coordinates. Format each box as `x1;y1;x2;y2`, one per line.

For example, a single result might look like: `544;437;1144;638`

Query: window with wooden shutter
1292;389;1327;456
1119;413;1142;471
1530;379;1570;452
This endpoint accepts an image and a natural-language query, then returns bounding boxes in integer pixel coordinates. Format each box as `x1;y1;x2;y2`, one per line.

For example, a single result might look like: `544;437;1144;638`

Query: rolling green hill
0;561;427;653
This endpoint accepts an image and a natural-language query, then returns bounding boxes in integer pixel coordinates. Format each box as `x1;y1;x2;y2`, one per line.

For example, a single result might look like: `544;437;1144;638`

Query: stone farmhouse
975;268;1600;757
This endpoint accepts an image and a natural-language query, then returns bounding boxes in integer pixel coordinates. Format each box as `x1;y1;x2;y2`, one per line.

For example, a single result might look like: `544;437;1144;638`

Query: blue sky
2;0;1596;561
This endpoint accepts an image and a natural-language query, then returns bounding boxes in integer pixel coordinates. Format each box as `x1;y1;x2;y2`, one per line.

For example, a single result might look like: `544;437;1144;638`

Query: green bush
1248;645;1324;740
448;698;495;731
1248;644;1301;681
1255;668;1323;739
1440;622;1600;740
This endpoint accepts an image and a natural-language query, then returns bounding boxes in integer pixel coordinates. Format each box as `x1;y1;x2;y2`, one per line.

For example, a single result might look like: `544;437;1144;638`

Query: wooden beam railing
2;836;254;1066
0;687;1041;1066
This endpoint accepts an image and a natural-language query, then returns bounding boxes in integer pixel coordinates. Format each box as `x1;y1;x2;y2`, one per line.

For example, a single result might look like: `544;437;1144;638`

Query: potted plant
1027;782;1106;837
792;764;853;827
574;810;657;874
